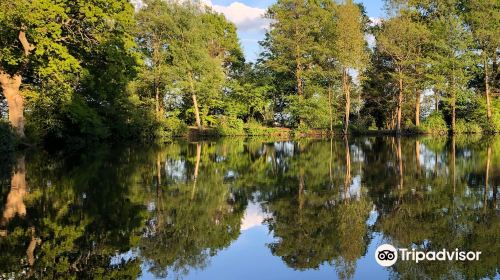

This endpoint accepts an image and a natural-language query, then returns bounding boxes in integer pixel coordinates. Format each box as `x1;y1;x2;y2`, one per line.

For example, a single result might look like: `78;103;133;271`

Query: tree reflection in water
0;136;498;279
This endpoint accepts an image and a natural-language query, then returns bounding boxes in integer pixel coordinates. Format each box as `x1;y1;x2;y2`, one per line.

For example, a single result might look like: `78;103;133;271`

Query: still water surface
0;136;499;279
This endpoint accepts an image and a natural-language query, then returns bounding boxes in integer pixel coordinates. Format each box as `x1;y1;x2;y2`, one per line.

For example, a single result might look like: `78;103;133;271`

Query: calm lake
0;136;499;279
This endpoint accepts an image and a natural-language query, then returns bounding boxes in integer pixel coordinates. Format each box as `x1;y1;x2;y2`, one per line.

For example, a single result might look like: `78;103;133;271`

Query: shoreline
185;126;498;139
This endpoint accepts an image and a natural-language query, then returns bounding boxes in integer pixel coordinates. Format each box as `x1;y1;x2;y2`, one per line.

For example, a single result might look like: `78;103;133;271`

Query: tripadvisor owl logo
375;243;482;267
375;244;398;267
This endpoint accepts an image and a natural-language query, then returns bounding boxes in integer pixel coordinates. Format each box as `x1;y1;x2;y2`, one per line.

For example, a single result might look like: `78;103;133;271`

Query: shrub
286;94;330;129
215;115;245;136
246;122;290;137
421;112;448;135
352;115;377;131
454;119;482;134
245;120;272;136
468;97;499;134
159;116;188;139
292;122;311;136
145;116;188;141
481;112;500;133
64;95;110;141
399;119;424;134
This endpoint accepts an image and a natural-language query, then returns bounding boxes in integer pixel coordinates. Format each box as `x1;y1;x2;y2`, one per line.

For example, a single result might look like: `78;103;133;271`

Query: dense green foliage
365;0;499;134
0;0;145;145
0;0;498;145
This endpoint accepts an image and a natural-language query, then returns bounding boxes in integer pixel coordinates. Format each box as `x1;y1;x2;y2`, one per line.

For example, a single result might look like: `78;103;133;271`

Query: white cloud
240;202;269;231
132;0;269;61
369;17;382;26
365;18;381;49
206;1;270;32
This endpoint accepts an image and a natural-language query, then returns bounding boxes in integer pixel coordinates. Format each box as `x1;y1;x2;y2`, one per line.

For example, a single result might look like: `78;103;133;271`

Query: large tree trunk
396;71;403;134
296;65;303;97
485;56;492;121
343;68;350;135
0;29;33;138
328;85;333;135
451;90;456;133
451;69;456;133
415;90;421;126
155;85;160;120
0;72;24;137
192;94;201;130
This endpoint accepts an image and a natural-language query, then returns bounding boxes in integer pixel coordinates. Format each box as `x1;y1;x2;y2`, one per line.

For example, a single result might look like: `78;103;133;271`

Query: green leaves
1;0;497;141
260;0;369;128
0;0;142;143
335;0;369;71
134;0;244;129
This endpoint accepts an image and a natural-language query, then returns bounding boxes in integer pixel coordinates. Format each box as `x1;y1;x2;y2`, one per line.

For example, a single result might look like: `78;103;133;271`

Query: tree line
0;0;498;146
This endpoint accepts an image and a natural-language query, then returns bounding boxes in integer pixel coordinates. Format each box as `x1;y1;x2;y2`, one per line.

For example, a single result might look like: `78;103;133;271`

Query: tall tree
199;10;245;121
421;0;473;132
315;1;340;134
166;2;241;129
135;0;175;120
377;13;428;133
134;1;242;131
464;0;500;123
262;0;323;125
362;45;399;130
335;0;368;134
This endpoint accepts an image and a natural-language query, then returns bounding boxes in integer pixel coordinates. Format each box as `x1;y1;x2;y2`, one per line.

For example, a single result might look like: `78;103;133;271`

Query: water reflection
0;136;498;279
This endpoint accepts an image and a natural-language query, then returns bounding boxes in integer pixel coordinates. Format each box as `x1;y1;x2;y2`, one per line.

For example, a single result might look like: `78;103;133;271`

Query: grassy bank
184;125;498;140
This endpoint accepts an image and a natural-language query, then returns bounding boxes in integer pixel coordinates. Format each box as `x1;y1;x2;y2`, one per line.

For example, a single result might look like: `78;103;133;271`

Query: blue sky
207;0;385;61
